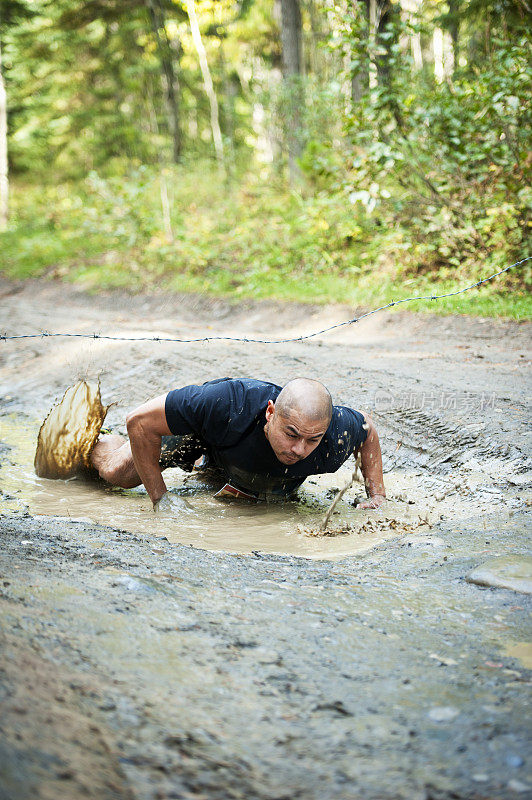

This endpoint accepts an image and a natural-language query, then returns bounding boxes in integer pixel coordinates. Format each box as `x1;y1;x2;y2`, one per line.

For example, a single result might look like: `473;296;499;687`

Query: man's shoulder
165;378;280;443
202;378;281;409
200;378;281;425
321;404;368;457
200;378;280;391
229;377;281;393
168;377;280;412
330;404;366;425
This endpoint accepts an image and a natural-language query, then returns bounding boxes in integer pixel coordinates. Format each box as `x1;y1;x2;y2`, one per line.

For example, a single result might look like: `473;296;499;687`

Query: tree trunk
351;67;365;104
368;0;377;90
185;0;224;169
345;0;369;107
0;38;8;231
447;0;460;70
433;27;444;83
280;0;302;76
307;0;320;76
280;0;303;184
375;1;401;93
146;0;181;163
218;34;236;177
401;0;423;70
410;29;423;70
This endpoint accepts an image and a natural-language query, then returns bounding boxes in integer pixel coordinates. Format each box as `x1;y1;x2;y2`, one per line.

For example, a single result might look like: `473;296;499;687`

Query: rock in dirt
506;754;524;768
466;556;532;595
427;706;460;722
508;779;530;793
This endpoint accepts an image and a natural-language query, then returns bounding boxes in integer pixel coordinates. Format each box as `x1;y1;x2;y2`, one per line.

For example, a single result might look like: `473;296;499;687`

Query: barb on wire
0;257;529;346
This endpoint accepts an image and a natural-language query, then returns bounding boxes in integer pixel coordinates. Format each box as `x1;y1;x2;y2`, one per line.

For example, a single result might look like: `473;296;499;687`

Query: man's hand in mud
153;492;171;512
357;494;386;510
152;493;192;513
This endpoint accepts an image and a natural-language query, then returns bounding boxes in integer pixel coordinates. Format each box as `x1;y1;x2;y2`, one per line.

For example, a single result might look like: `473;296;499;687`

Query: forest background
0;0;530;318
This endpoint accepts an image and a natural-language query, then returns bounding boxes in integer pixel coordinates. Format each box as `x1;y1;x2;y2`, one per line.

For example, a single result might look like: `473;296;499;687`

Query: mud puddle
0;414;429;559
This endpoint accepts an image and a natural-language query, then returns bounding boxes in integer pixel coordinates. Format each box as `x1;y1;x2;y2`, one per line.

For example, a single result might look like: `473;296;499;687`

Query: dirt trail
1;279;531;799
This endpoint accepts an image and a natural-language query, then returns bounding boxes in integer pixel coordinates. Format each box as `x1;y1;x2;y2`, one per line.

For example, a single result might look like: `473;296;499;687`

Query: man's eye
287;433;298;439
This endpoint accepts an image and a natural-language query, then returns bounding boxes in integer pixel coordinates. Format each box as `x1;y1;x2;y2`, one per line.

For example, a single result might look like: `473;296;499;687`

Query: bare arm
357;416;386;509
126;394;172;507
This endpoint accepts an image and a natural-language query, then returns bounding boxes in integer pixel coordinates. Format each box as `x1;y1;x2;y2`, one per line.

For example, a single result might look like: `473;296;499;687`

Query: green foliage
329;2;531;284
1;0;530;318
1;164;529;318
257;74;345;182
2;0;256;177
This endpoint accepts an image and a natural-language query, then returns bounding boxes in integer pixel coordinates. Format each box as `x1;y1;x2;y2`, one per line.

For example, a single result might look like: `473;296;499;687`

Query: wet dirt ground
0;279;531;799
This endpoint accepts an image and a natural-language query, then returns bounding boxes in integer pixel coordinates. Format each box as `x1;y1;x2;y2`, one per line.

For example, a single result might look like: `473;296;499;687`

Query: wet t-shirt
164;378;368;497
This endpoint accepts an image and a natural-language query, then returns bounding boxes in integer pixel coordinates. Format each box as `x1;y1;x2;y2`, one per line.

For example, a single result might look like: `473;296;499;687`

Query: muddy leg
90;435;142;488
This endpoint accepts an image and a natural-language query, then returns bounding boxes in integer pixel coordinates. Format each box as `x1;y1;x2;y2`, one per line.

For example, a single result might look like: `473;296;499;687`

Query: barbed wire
1;257;529;346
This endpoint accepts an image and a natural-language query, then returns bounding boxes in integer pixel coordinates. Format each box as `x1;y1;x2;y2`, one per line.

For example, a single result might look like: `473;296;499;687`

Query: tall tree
0;0;33;227
0;37;7;229
350;1;369;104
280;0;301;75
185;0;224;168
335;0;400;111
279;0;302;182
374;0;400;90
146;0;182;162
446;0;461;69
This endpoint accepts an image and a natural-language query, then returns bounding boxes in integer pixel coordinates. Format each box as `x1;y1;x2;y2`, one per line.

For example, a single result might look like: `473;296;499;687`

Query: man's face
264;400;329;465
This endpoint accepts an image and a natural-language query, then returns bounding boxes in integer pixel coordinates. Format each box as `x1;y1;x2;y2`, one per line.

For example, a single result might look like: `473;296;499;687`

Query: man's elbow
126;395;170;440
126;408;146;438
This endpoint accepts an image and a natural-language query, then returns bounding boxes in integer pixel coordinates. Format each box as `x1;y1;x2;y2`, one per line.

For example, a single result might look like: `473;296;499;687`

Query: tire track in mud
376;406;530;476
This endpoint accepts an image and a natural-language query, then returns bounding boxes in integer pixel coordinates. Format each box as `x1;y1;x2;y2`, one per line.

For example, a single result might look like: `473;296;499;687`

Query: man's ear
265;399;275;422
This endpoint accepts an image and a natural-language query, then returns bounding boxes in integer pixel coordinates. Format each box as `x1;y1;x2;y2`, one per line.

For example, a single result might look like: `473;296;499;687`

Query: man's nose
292;439;307;456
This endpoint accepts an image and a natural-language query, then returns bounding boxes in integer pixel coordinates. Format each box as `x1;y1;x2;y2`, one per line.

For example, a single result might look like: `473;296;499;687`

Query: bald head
274;378;332;425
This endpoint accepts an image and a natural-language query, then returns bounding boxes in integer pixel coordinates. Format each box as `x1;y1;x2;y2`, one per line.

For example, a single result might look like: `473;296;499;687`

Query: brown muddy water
0;414;428;559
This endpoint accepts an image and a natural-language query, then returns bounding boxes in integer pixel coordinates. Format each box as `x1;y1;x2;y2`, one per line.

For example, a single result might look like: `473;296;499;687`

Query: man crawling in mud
90;377;386;509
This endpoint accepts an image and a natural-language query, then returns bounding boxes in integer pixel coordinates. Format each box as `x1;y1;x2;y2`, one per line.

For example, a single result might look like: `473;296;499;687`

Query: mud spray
34;381;108;478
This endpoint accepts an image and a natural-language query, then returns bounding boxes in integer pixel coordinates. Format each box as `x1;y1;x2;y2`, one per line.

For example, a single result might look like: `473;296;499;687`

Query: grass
1;165;530;320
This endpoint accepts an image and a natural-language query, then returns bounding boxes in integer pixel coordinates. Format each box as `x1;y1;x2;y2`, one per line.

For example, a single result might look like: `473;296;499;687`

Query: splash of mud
34;381;108;479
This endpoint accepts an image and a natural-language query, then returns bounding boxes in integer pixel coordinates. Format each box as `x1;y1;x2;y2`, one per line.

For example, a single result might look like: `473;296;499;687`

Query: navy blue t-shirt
165;378;367;496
